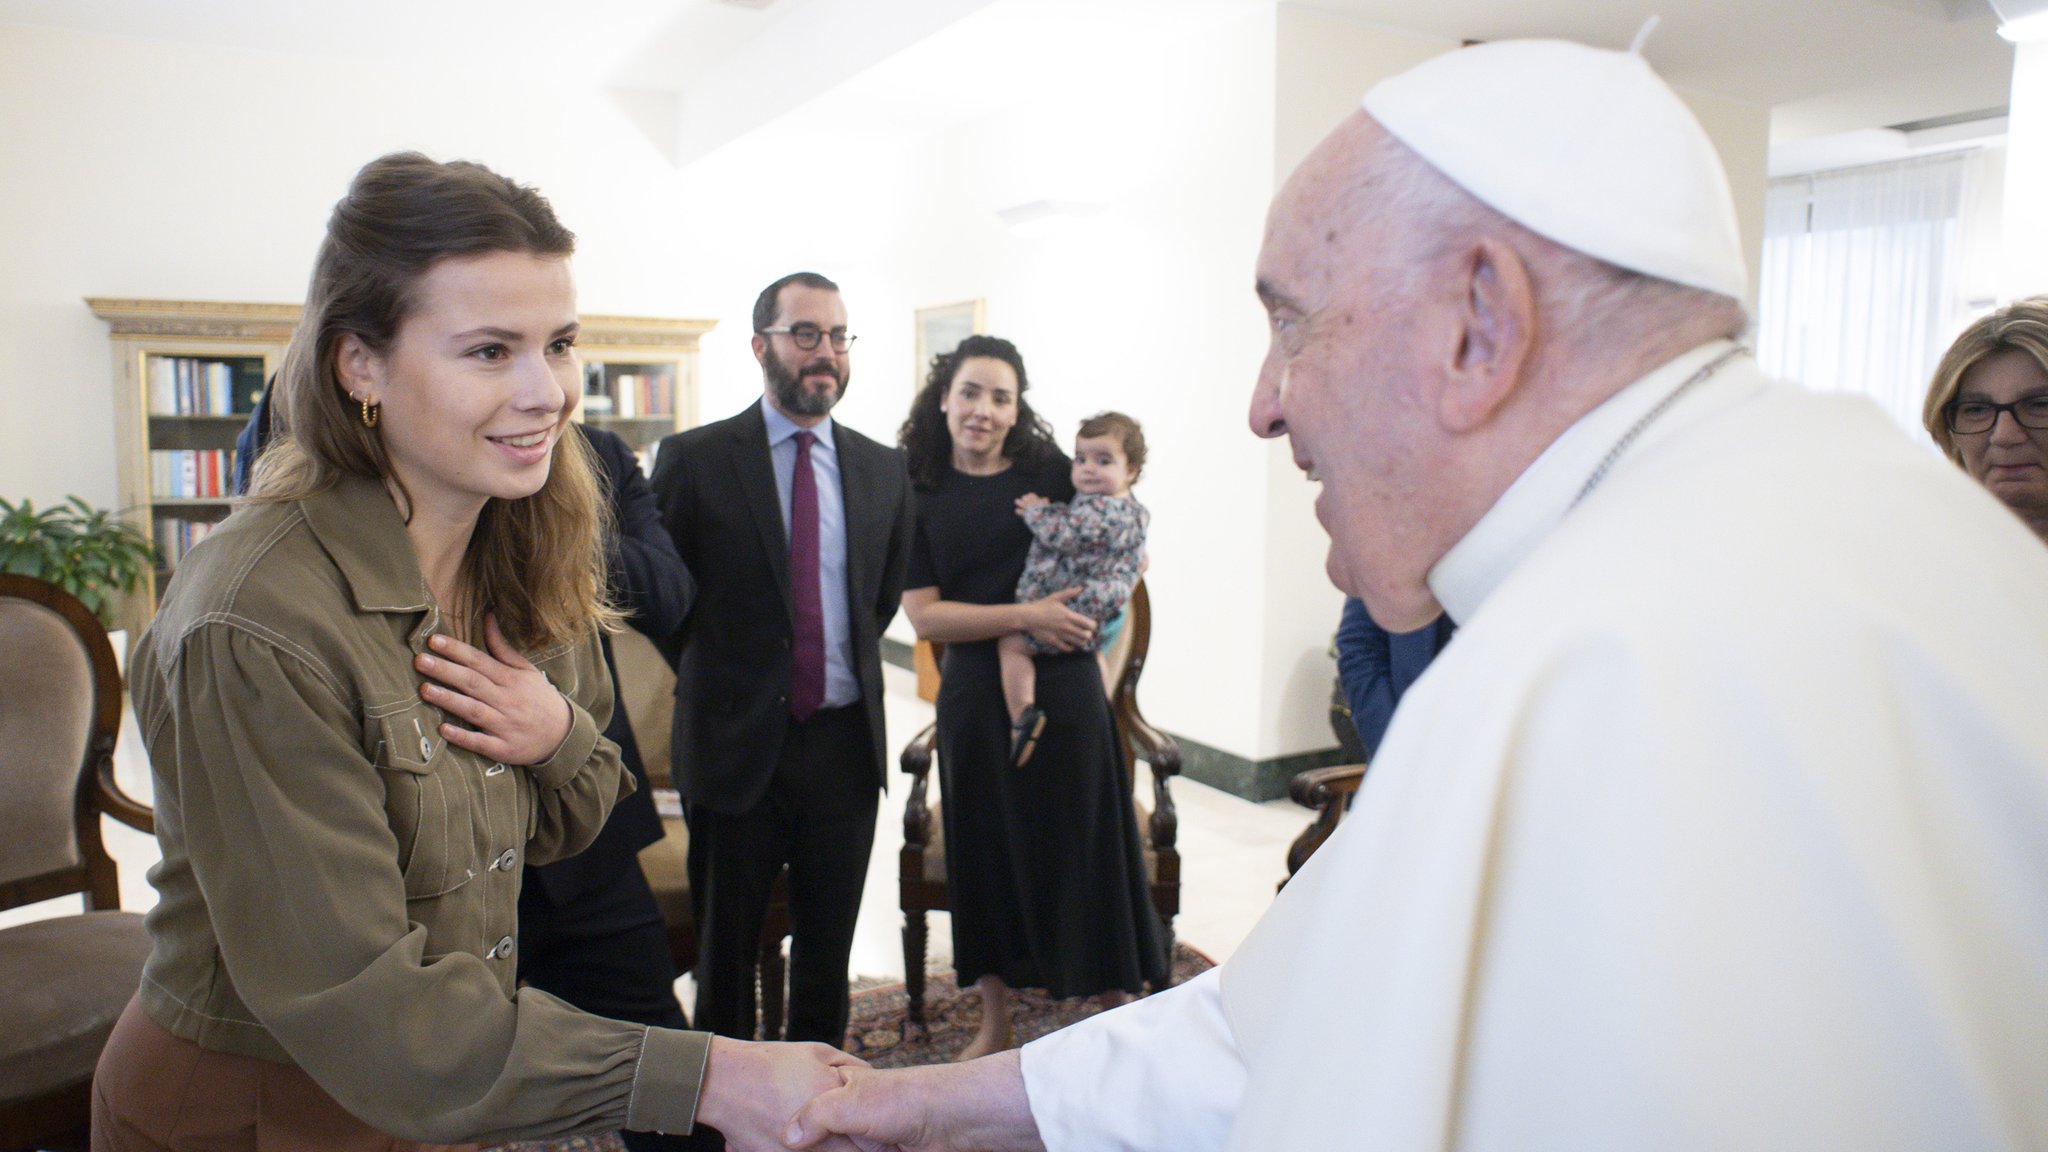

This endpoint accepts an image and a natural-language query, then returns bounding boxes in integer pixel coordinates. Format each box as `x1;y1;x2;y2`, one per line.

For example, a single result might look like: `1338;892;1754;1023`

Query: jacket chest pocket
372;700;483;901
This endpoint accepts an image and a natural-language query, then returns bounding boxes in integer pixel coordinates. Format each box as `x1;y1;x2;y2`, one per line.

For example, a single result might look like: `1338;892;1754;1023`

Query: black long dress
906;453;1169;998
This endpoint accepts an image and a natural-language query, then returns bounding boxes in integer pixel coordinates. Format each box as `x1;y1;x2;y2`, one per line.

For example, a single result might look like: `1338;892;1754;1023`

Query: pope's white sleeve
1018;967;1243;1152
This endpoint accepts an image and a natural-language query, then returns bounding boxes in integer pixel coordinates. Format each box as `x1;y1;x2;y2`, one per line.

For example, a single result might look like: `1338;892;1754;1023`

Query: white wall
676;0;1288;758
2004;39;2048;301
0;3;1775;767
0;21;704;510
1259;9;1459;758
1677;87;1772;309
1273;7;1452;184
1960;145;2010;310
0;4;1309;762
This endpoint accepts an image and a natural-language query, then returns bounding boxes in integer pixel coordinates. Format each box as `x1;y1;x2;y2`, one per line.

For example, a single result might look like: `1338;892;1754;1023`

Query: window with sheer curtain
1755;153;1977;444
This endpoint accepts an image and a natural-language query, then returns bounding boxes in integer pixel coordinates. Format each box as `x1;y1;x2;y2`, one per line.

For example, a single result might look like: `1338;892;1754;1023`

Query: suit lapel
731;403;793;608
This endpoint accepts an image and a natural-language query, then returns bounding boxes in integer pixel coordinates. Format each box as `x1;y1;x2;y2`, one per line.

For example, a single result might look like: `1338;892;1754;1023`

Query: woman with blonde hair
93;152;858;1152
1923;296;2048;543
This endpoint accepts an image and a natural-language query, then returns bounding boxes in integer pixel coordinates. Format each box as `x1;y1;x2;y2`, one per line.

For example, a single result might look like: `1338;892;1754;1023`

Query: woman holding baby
896;334;1167;1061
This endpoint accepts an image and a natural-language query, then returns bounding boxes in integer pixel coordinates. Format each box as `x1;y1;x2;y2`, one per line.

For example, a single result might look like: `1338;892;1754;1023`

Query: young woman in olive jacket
93;153;861;1152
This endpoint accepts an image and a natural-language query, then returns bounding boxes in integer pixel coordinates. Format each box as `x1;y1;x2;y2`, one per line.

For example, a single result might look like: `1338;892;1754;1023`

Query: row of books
149;356;263;417
153;517;217;568
583;368;676;418
151;449;238;499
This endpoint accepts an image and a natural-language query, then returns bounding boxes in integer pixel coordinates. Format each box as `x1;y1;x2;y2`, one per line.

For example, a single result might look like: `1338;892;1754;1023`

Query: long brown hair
248;151;617;650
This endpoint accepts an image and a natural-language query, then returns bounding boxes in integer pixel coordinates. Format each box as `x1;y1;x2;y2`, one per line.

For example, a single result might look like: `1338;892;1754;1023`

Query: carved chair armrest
1145;761;1178;854
899;721;937;849
1289;763;1366;808
1110;642;1177;776
1113;692;1180;853
1121;709;1181;776
1283;762;1367;881
93;740;153;834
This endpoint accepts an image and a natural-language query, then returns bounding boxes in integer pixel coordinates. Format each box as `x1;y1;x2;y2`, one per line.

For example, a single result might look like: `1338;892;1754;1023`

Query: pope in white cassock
784;36;2048;1152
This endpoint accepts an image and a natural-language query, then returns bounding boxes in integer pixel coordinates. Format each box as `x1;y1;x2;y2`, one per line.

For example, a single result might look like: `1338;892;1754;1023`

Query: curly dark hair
898;334;1060;490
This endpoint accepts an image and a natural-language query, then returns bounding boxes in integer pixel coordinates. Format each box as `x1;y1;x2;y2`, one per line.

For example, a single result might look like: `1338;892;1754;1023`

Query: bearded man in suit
650;271;913;1054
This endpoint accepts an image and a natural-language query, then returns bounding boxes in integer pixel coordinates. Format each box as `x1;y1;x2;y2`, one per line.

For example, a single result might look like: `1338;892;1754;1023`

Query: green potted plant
0;495;155;629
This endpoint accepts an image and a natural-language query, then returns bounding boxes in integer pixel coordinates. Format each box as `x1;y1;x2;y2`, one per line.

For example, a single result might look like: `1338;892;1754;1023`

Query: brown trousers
92;999;477;1152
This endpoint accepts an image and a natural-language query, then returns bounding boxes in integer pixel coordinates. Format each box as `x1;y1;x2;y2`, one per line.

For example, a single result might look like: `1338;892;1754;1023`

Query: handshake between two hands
693;1037;1042;1152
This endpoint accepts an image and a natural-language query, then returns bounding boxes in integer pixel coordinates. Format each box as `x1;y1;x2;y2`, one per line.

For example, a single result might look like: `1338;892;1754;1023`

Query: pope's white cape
1021;345;2048;1150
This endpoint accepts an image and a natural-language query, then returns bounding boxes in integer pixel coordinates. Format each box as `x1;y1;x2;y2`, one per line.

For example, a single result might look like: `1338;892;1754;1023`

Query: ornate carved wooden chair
615;631;795;1039
898;579;1181;1029
0;574;154;1152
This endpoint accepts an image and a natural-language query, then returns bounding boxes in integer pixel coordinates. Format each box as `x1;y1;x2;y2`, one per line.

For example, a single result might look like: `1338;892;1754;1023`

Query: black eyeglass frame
757;324;857;352
1942;395;2048;435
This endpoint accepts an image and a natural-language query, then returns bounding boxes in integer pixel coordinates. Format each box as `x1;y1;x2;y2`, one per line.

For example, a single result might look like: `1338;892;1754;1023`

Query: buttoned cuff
627;1026;713;1135
528;694;598;790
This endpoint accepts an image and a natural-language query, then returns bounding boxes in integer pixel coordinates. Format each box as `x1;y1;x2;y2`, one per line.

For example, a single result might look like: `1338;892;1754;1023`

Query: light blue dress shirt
761;396;859;709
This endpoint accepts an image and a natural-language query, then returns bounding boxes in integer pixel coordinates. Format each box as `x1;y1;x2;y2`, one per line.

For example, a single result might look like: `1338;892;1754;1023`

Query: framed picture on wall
913;299;986;390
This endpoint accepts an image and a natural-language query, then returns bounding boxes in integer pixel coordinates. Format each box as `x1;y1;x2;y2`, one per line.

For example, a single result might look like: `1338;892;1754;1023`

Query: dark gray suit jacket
525;425;691;904
650;401;914;814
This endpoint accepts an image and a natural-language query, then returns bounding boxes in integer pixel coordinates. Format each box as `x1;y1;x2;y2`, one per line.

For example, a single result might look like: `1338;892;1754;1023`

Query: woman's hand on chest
412;614;572;766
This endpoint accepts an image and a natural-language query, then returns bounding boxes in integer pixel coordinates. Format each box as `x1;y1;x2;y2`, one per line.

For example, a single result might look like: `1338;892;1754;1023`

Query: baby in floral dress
1001;411;1149;766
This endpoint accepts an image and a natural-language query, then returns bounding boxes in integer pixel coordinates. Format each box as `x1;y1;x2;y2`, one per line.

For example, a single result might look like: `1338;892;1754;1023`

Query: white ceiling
0;0;2016;158
0;0;770;87
1299;0;2008;116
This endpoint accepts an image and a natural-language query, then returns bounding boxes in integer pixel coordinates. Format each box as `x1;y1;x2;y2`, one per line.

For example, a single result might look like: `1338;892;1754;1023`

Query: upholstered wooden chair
615;631;795;1040
0;574;154;1152
898;579;1181;1030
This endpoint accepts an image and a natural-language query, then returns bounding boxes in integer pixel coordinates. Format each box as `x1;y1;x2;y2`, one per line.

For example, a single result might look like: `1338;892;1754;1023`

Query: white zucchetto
1362;38;1749;301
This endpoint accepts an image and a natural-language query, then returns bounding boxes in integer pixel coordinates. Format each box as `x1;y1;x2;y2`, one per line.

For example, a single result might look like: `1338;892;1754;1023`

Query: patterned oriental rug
487;943;1216;1151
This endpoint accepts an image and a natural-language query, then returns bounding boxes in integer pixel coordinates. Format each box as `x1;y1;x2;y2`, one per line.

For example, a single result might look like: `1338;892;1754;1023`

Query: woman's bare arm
902;586;1095;651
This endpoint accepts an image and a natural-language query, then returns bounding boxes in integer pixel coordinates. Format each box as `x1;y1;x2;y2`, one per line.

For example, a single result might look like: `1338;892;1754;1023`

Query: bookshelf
89;299;715;631
573;314;717;475
89;298;298;636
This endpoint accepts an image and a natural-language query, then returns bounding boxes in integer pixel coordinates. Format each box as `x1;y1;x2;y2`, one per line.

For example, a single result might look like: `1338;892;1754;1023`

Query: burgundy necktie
788;431;825;722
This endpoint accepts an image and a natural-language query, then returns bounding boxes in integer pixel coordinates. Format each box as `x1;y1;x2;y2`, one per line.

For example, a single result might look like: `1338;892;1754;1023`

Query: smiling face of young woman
941;355;1021;473
341;249;582;529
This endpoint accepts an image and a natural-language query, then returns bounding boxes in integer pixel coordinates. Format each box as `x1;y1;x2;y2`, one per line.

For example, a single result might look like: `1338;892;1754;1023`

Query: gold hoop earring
360;397;380;428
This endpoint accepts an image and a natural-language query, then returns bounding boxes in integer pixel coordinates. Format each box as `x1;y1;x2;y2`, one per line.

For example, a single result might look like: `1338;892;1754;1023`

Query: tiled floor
6;664;1310;986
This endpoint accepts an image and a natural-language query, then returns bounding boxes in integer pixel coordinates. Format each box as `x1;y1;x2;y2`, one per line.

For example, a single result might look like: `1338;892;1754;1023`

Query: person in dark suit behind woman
649;271;914;1052
518;423;697;1152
